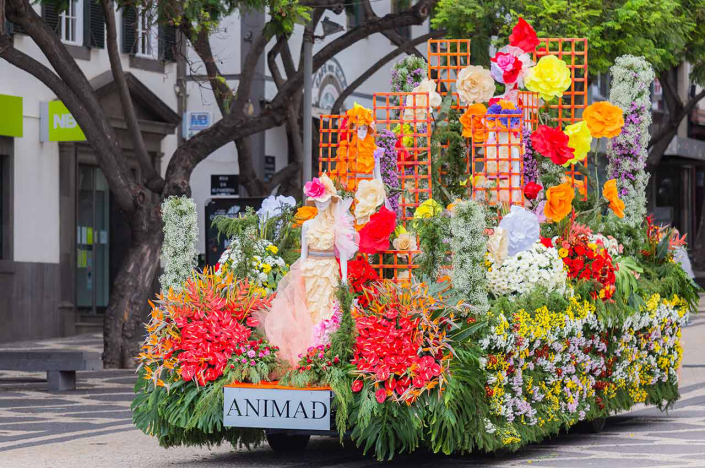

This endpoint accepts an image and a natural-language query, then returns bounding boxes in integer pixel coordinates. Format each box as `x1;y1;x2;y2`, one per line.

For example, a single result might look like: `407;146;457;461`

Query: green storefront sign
40;101;86;142
0;94;23;138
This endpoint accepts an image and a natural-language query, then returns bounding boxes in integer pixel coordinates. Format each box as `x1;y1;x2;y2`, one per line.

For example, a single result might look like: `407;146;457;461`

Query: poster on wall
205;197;264;267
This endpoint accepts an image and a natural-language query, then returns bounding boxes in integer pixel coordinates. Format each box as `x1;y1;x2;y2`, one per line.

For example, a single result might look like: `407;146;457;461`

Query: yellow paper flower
394;225;408;237
456;65;496;105
413;199;443;219
354;179;386;224
525;55;572;102
563;121;592;166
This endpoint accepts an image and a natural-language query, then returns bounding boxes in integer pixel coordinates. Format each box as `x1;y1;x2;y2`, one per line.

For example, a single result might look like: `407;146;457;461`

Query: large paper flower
524;181;543;200
459;103;487;140
498;205;540;256
257;195;296;220
347;102;374;127
403;78;442;122
292;206;317;227
602;179;625;218
564;121;592;165
584;101;624;138
531;125;574;166
525;55;572;101
413;199;443;219
544;181;575;222
491;51;523;85
456;65;495;105
392;232;417;251
509;17;539;52
304;174;336;203
359;206;397;254
354;179;386;225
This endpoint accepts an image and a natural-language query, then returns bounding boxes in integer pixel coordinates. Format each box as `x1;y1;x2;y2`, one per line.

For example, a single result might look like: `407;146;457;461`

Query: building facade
0;2;179;341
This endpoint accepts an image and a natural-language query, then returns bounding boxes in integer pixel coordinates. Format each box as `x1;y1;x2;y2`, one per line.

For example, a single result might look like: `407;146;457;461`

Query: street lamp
302;16;345;185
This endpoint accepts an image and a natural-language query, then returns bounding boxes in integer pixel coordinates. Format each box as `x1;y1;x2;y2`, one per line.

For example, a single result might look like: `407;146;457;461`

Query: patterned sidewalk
0;311;704;467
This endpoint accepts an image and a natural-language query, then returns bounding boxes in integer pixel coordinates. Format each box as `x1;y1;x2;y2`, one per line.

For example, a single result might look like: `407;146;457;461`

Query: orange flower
346;103;374;127
583;101;624;138
574;178;587;197
602;179;625;218
293;206;317;227
459;103;487;141
544;181;575;222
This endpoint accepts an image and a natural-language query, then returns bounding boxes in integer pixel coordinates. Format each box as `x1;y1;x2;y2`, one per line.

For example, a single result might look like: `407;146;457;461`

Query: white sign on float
223;387;332;430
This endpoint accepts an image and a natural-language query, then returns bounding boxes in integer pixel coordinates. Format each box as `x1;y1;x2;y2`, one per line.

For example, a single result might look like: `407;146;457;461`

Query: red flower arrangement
509;17;540;52
168;271;271;386
491;51;523;84
359;206;397;254
350;281;454;404
557;235;617;301
531;125;575;166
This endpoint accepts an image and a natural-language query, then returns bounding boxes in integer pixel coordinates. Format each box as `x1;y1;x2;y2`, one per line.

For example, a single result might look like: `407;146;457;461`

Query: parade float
131;19;700;460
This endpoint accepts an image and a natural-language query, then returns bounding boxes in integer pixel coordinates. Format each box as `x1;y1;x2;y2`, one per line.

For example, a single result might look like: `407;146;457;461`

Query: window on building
59;0;84;45
136;8;158;58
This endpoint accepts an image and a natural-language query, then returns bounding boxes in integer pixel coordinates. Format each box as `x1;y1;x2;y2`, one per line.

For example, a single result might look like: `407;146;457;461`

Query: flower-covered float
132;19;700;460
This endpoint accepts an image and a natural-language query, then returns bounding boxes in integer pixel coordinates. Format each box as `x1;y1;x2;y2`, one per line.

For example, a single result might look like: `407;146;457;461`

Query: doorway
76;164;110;314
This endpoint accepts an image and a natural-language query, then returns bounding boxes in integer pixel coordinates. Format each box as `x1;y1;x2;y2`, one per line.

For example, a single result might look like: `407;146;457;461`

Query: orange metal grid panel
371;91;433;281
516;38;589;199
373;92;433;223
318;114;345;180
470;114;525;206
427;39;471;109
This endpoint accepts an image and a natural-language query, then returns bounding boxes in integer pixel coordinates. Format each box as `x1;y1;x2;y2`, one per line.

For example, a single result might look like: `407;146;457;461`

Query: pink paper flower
304;177;325;199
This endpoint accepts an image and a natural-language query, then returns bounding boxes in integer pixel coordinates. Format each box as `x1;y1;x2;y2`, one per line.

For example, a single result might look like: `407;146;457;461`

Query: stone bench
0;351;103;391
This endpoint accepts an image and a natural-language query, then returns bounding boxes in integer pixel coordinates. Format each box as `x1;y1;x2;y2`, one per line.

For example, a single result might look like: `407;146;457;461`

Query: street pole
302;30;313;186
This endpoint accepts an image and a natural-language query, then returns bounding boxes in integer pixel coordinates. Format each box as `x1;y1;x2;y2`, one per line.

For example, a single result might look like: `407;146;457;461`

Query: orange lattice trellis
470;115;525;206
373;92;433;223
318;114;345;180
427;39;471;109
517;38;589;199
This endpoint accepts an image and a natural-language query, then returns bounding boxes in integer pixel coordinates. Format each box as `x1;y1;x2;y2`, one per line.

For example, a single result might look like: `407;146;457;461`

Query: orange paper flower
293;206;317;227
544;181;575;222
459;103;487;141
602;179;625;218
583;101;624;138
338;133;376;174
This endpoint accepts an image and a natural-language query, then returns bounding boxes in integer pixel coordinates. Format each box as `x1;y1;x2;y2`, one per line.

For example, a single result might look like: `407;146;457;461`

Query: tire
590;417;606;433
266;432;311;452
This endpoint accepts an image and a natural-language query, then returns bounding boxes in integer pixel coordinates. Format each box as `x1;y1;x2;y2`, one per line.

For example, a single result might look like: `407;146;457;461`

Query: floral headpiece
346;103;374;128
485;99;522;130
304;173;338;206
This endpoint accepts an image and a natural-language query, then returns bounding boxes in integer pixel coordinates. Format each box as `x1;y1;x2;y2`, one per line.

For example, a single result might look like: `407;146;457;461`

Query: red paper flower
509;17;540;52
395;136;412;170
358;206;397;254
531;125;575;166
491;52;523;84
524;182;543;200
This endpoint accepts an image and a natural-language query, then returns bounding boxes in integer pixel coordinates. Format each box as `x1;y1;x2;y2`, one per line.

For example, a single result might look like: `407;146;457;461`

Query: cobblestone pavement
0;310;704;468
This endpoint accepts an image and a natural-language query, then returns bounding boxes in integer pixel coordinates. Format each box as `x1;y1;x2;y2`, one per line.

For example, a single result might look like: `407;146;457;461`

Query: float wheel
590;417;606;433
266;432;311;451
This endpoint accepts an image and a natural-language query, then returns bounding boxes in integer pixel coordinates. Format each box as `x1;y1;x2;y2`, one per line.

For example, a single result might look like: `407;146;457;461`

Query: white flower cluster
486;241;569;298
218;237;287;294
606;55;654;229
160;196;198;293
450;200;490;314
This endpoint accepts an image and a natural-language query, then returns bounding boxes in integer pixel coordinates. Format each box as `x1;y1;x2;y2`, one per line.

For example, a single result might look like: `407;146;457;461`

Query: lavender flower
376;130;402;214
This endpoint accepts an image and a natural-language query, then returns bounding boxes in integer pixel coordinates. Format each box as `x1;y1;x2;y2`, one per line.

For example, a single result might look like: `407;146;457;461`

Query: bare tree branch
102;0;164;193
360;0;423;58
332;29;445;114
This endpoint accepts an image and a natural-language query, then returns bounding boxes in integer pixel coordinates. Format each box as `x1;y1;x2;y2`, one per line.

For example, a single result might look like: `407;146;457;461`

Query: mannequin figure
258;173;358;366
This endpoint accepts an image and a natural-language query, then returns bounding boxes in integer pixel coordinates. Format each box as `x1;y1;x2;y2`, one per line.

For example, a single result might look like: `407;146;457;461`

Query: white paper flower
499;205;540;256
456;65;496;105
257;195;296;221
487;227;509;266
403;78;442;122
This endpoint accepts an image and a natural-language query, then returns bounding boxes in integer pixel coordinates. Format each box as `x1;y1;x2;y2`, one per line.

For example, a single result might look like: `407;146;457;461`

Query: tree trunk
103;205;163;368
